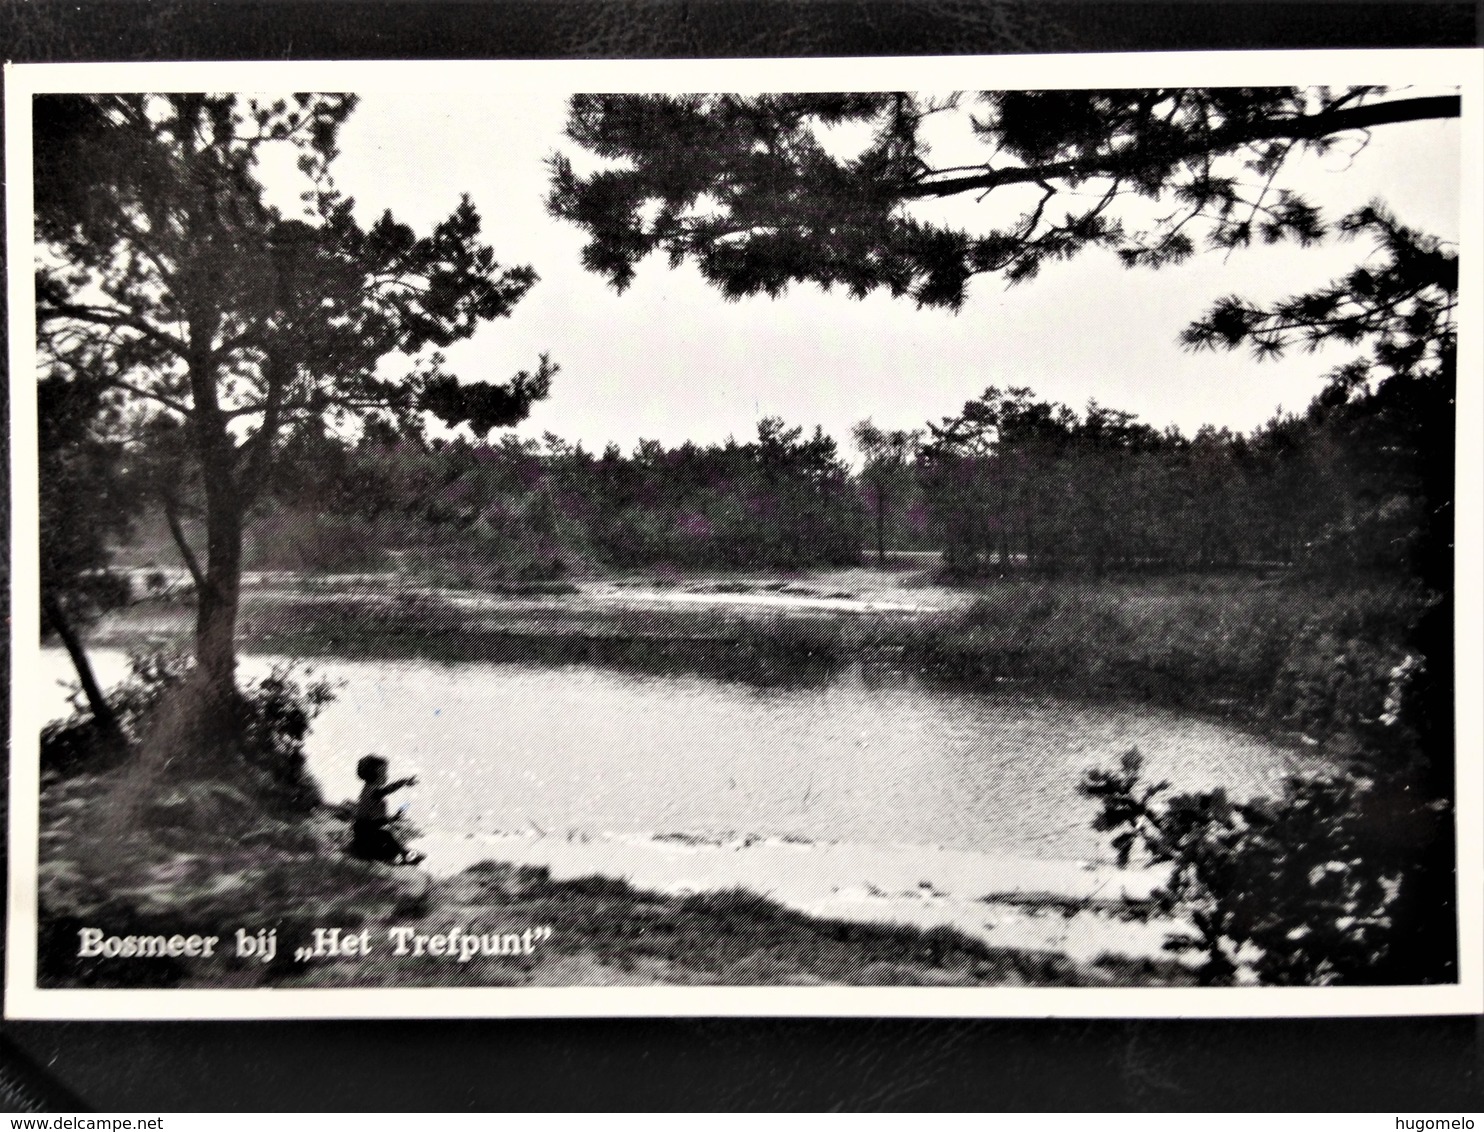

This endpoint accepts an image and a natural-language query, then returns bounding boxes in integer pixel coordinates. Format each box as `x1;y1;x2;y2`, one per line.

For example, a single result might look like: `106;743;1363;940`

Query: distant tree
920;386;1081;572
920;392;1012;573
748;417;857;567
548;88;1458;308
852;420;922;565
35;93;556;746
265;416;863;577
1065;401;1168;571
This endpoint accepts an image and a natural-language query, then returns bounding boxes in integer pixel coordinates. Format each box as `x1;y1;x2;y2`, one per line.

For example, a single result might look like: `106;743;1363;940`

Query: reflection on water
39;649;1311;862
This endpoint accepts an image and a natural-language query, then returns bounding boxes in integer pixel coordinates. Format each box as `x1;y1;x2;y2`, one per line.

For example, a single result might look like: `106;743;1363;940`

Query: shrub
1081;652;1449;985
1081;749;1387;984
233;665;339;814
41;651;194;777
42;650;337;815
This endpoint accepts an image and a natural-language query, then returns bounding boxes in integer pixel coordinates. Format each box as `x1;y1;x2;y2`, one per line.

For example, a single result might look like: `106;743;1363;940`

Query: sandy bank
418;829;1173;965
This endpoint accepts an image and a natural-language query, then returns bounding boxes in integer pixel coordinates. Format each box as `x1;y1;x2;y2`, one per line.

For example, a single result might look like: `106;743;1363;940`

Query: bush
234;665;338;814
399;541;579;591
1269;583;1435;739
1081;749;1388;984
1081;652;1449;985
41;651;193;777
42;650;337;815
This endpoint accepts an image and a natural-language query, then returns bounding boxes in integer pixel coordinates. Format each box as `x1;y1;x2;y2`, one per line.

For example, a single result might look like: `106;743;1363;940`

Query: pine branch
908;95;1460;200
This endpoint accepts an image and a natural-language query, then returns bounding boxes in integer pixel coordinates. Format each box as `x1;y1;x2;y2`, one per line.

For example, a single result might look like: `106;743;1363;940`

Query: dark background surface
1;0;1481;1112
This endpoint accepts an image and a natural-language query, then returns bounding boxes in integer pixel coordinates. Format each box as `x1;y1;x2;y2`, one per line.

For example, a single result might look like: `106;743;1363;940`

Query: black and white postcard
5;51;1480;1019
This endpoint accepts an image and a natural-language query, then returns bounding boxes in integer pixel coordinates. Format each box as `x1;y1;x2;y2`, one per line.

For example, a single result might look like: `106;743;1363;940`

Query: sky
268;87;1461;461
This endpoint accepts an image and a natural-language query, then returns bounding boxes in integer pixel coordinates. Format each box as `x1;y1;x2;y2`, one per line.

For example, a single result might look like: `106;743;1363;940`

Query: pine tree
35;93;556;742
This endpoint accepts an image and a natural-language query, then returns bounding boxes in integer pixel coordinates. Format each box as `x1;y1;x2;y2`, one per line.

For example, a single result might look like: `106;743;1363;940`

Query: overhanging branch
908;95;1461;201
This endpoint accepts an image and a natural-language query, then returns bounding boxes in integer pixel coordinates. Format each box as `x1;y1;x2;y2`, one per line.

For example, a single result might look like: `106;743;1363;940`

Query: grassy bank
247;591;858;687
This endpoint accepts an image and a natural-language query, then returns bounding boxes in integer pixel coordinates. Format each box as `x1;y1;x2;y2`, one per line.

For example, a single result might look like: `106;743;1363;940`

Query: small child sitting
349;754;425;866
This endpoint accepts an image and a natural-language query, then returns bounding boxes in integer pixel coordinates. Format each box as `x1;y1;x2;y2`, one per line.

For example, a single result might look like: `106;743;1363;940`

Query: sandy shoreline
416;827;1174;964
102;563;975;627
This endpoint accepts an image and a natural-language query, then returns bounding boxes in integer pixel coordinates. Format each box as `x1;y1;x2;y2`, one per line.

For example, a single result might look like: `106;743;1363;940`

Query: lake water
38;648;1310;863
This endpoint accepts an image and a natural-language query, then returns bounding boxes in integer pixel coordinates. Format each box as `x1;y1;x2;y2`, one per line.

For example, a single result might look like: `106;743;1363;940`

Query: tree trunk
163;490;207;594
875;485;887;566
195;488;243;705
995;454;1010;574
184;331;244;711
42;591;128;754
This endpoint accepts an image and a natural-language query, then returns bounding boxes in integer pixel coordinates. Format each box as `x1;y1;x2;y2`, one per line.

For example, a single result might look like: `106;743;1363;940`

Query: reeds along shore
902;574;1435;744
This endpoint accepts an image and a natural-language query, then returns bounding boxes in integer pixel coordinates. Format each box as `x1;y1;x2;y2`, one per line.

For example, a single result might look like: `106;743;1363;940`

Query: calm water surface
40;649;1312;861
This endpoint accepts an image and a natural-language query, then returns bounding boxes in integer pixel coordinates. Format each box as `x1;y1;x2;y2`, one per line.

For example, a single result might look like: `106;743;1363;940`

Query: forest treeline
228;370;1445;586
254;416;860;581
